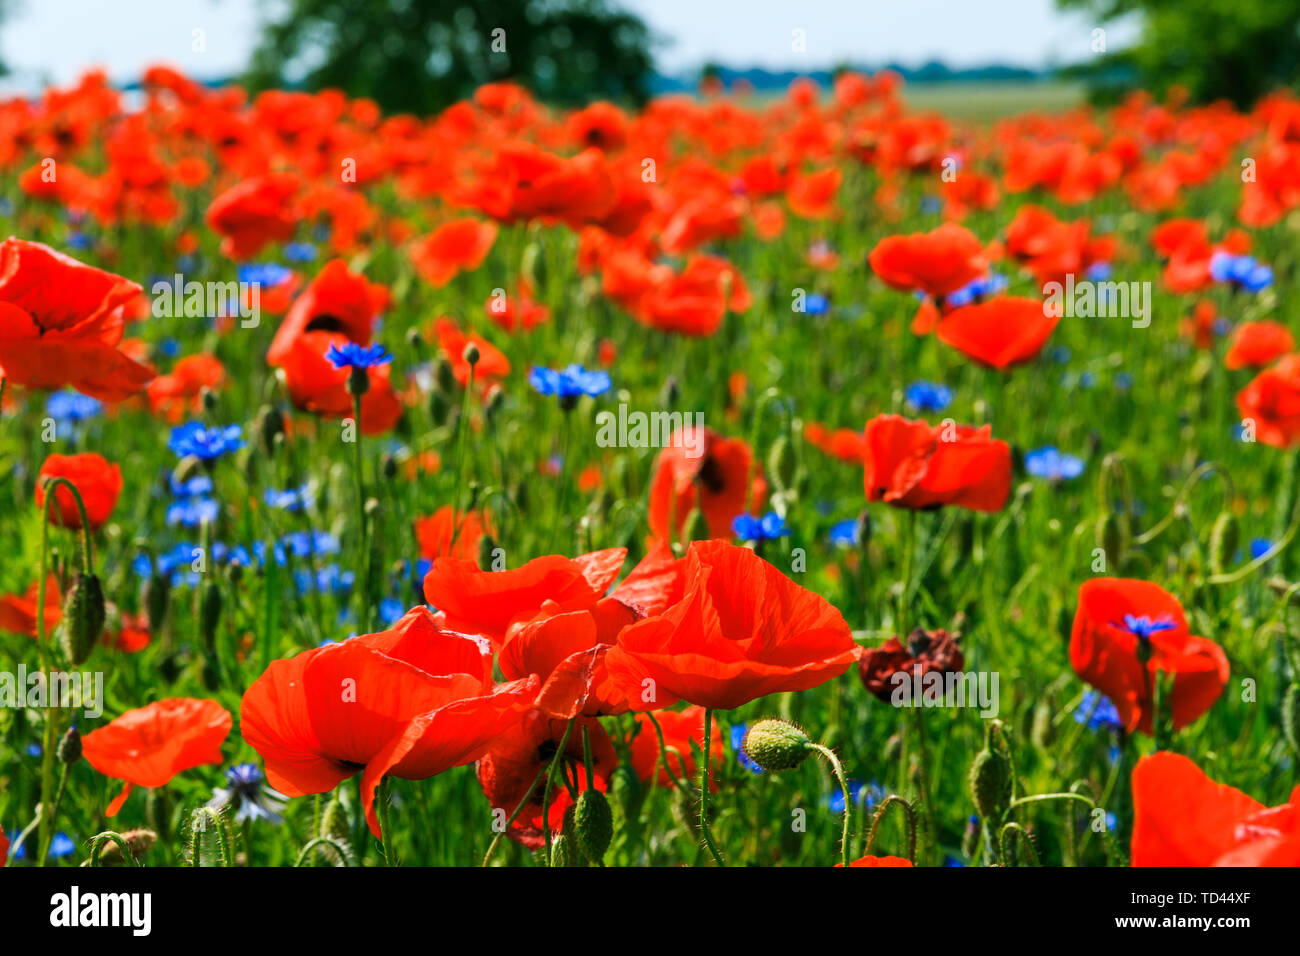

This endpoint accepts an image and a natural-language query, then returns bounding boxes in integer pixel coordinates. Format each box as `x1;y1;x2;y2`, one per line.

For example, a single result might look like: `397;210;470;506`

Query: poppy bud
1281;682;1300;760
201;387;218;412
573;789;613;863
742;718;812;772
434;357;456;395
854;509;872;549
82;828;155;867
969;723;1013;825
1208;511;1239;575
485;385;505;425
60;572;106;666
199;579;222;653
404;327;423;353
381;453;398;481
58;725;82;765
428;388;451;427
768;435;797;496
608;762;643;821
462;342;480;367
1095;511;1125;571
143;571;169;637
660;377;679;409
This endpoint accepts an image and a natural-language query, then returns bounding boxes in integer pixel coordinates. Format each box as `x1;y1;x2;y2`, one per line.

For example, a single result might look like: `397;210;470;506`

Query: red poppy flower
431;317;510;386
278;330;404;435
484;279;550;332
1180;300;1219;349
82;697;232;816
1069;578;1229;735
0;238;153;401
868;224;988;299
0;576;61;637
241;607;538;837
609;539;686;617
636;255;750;337
805;422;869;463
567;101;628;151
266;259;389;368
147;354;226;422
647;426;767;544
837;855;914;867
603;540;858;711
461;142;617;228
786;167;841;219
0;829;7;867
413;505;491;561
1237;354;1300;448
1225;322;1295;370
1132;752;1300;866
862;414;1011;513
35;452;122;530
409;219;498;288
477;712;618;848
627;705;723;788
936;296;1059;370
422;547;627;649
205;174;298;260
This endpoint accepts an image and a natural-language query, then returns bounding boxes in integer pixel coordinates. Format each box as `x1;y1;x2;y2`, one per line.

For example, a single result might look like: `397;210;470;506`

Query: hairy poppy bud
1282;682;1300;760
551;828;577;868
1095;511;1125;571
60;572;106;666
768;435;797;495
58;725;82;765
462;342;480;367
608;763;643;821
82;828;156;867
1208;511;1239;576
199;579;222;652
573;789;613;863
742;719;812;772
143;571;169;637
969;723;1013;824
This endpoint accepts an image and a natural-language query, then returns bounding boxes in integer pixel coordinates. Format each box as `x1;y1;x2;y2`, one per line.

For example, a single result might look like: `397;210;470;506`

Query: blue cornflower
379;597;406;626
732;512;789;542
264;485;314;512
905;380;952;413
206;763;288;825
238;263;294;287
284;242;317;262
528;364;611;400
1250;538;1272;560
804;292;830;316
1073;691;1123;732
1024;446;1085;482
944;273;1007;309
1210;251;1273;292
829;518;860;547
326;341;391;369
48;832;76;859
730;724;764;775
169;474;214;497
920;195;942;214
1085;261;1112;282
46;391;102;424
828;780;884;814
167;496;220;529
1118;614;1177;640
169;422;244;460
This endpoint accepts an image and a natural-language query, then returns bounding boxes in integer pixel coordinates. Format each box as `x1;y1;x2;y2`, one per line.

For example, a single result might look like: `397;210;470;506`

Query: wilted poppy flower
837;855;914;867
627;705;723;787
1225;322;1295;370
1132;752;1300;866
936;296;1059;371
1069;578;1229;735
409;219;498;288
0;238;153;401
862;414;1011;513
241;607;538;837
647;426;767;544
422;547;627;648
205;174;298;260
858;628;963;702
0;576;61;637
266;259;388;368
147;354;226;421
82;697;232;816
604;540;858;711
1237;354;1300;448
477;711;617;848
35;452;122;529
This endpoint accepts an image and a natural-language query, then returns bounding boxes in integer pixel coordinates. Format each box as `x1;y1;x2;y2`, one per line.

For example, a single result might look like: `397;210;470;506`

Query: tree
1058;0;1300;106
245;0;655;115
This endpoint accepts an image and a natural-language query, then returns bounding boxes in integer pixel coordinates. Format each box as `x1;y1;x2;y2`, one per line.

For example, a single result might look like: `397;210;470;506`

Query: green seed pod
199;579;222;653
58;725;82;765
742;718;812;772
969;725;1013;825
1281;682;1300;760
768;435;797;495
1208;511;1239;576
462;342;480;367
573;789;614;863
1095;511;1125;571
60;572;106;666
143;571;169;636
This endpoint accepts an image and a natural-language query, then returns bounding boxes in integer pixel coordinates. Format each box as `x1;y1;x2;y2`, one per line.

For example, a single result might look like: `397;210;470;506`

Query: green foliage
245;0;655;113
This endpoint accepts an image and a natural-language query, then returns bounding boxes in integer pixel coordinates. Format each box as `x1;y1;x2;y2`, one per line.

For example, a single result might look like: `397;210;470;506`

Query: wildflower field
2;65;1300;875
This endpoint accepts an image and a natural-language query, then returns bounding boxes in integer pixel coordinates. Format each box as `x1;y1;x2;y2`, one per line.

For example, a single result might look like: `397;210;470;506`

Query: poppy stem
547;409;574;554
698;708;726;866
542;718;576;865
645;711;690;794
377;777;396;866
482;764;549;866
809;743;852;867
350;392;371;634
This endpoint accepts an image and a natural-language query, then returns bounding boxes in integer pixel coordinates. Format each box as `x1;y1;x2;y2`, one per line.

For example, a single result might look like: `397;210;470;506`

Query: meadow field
1;66;1298;870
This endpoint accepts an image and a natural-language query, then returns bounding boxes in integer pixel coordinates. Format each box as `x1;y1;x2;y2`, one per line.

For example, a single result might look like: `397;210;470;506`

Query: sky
0;0;1139;94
